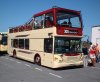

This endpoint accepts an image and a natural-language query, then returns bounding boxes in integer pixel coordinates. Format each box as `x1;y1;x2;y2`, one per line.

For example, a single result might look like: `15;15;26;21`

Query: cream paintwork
0;45;7;52
8;27;56;68
8;27;83;68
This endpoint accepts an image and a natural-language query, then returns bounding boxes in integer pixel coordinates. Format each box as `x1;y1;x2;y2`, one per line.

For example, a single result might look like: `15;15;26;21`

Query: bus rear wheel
34;55;41;65
13;50;16;58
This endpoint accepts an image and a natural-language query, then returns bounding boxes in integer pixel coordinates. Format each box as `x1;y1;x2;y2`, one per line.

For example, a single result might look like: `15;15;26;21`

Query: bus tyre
79;65;84;68
34;55;41;65
13;50;16;58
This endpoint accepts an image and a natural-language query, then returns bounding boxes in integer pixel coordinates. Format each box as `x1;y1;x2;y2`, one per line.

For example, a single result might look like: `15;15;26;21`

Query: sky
0;0;100;41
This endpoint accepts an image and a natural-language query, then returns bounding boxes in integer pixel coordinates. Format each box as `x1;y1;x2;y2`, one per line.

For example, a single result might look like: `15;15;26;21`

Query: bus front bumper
53;61;83;68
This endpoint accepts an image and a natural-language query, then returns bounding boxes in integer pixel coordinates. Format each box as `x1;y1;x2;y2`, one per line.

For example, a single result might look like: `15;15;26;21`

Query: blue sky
0;0;100;41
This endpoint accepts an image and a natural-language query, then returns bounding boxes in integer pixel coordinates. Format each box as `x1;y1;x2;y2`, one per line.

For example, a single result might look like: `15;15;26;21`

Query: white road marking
49;73;63;78
25;64;31;67
35;68;43;71
92;67;100;70
4;57;9;60
4;57;21;64
15;61;21;64
9;58;15;61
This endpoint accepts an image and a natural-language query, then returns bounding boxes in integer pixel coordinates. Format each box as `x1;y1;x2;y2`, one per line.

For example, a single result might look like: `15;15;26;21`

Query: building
91;25;100;45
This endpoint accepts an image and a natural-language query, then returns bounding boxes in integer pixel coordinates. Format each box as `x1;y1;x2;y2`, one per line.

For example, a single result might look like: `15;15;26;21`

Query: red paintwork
64;53;80;56
18;50;32;54
34;7;81;27
56;26;82;36
9;25;32;33
34;7;80;17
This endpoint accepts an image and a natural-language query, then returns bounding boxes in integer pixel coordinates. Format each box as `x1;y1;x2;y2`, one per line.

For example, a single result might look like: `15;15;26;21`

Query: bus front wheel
34;55;41;65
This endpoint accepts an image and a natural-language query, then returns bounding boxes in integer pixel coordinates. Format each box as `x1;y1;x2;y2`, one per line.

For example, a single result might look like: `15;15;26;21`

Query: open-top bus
0;32;8;53
8;7;84;68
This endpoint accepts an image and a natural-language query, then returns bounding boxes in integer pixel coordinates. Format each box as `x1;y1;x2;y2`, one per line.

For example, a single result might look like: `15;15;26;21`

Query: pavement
0;54;100;82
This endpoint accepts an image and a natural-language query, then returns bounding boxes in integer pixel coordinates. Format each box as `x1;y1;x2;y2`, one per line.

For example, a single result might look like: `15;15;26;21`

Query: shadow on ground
0;52;7;57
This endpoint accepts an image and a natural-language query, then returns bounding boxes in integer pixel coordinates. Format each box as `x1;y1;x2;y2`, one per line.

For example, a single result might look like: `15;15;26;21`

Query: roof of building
92;25;100;28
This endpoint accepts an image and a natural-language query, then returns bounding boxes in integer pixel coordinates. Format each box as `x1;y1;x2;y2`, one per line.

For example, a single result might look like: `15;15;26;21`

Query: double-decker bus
0;32;8;53
8;7;84;68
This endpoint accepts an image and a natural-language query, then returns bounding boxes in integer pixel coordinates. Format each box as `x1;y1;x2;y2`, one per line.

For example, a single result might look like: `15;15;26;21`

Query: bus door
43;38;54;67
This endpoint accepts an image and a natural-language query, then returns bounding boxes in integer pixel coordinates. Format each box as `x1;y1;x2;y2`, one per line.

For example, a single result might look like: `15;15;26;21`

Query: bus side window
34;15;43;29
25;39;29;50
19;39;24;49
13;39;18;48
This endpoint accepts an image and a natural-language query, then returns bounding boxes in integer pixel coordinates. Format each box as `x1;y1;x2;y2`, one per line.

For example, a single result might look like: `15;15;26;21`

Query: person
61;21;69;26
89;45;96;67
45;17;53;27
82;44;88;67
34;18;41;28
95;44;100;63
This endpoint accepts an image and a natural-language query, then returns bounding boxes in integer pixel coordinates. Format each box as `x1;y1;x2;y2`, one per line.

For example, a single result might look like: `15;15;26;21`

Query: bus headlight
54;55;63;63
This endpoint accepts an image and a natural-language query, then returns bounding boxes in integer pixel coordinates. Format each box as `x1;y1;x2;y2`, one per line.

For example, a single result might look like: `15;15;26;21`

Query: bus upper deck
9;7;83;37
